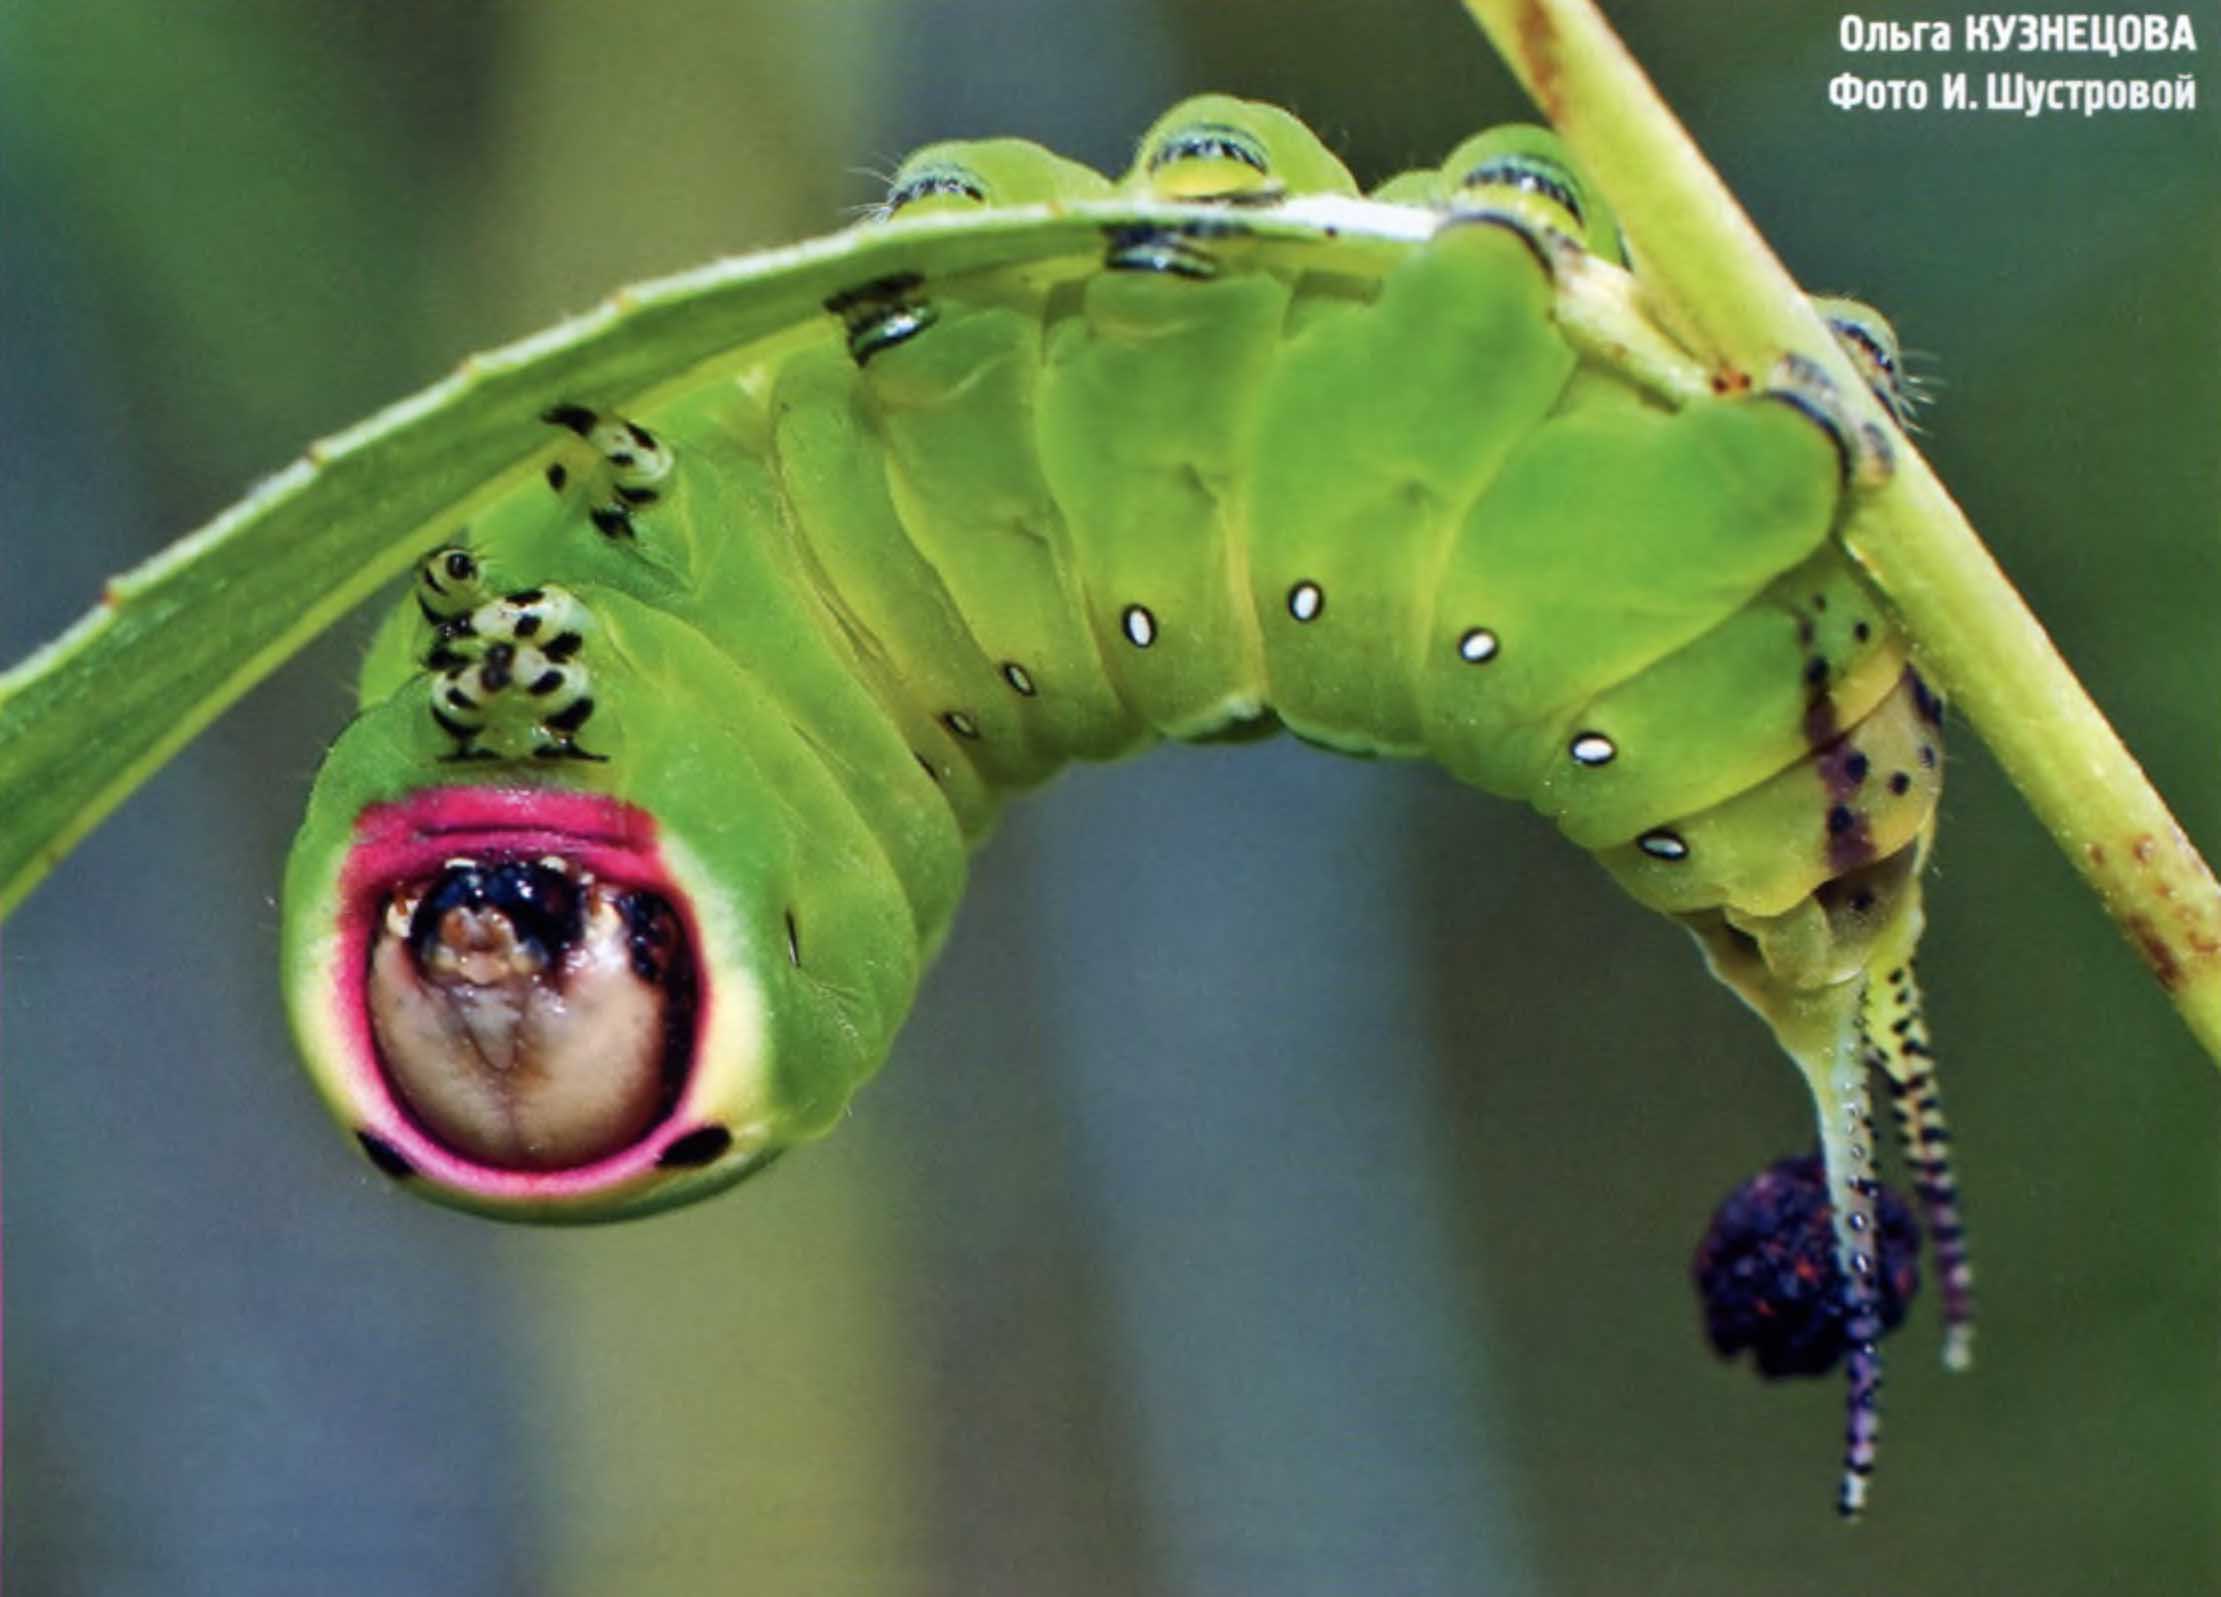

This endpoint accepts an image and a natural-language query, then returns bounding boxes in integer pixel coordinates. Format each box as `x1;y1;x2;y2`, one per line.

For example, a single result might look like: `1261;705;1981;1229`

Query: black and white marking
421;581;601;762
540;405;673;539
1569;732;1617;767
1287;581;1323;623
1121;605;1157;648
1456;627;1499;663
824;273;938;365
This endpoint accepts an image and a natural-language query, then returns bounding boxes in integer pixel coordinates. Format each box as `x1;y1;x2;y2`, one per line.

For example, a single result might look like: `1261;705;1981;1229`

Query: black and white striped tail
1863;957;1976;1372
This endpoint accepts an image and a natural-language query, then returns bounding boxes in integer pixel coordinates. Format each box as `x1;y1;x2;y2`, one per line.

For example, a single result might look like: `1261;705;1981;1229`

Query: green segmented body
267;98;1971;1516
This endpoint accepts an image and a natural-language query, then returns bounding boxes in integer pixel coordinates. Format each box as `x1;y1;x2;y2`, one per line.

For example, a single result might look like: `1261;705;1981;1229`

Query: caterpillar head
283;559;918;1223
286;780;758;1222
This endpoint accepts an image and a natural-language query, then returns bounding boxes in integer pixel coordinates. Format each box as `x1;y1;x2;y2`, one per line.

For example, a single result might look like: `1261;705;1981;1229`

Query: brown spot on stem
2128;915;2183;990
1516;0;1566;121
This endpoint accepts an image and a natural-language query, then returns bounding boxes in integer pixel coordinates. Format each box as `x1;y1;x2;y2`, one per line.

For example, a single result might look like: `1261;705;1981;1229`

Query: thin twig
1456;0;2221;1071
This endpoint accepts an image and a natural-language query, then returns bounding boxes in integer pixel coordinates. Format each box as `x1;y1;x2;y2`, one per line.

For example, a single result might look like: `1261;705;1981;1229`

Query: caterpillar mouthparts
367;858;694;1171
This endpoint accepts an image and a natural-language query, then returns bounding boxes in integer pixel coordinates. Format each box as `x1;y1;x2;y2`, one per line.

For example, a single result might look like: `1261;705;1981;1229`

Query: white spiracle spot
1569;732;1617;766
1457;627;1499;663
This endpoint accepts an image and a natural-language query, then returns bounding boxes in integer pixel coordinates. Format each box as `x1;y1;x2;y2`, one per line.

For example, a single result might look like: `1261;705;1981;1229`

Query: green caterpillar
275;98;1969;1516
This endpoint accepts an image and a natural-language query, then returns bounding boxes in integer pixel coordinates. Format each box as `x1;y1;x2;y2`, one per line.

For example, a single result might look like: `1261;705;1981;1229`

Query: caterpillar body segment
279;107;1970;1507
1127;94;1360;202
1438;124;1628;265
1243;215;1578;754
880;137;1115;220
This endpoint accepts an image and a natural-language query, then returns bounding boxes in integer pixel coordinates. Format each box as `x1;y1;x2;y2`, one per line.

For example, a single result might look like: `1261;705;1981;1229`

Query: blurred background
1;1;2215;1591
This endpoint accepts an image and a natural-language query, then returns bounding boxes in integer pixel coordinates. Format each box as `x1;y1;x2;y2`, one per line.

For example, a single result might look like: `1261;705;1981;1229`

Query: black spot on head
514;613;542;639
1853;621;1872;643
590;506;635;539
1805;656;1830;687
545;631;584;661
507;588;545;605
528;669;565;696
625;422;656;451
607;451;636;471
1918;743;1937;769
356;1130;416;1180
545;462;568;492
1828;804;1857;836
1812;593;1829;612
444;551;477;582
657;1126;733;1169
1889;771;1913;796
614;485;659;507
541;402;598;436
545;696;595;733
1845;752;1870;783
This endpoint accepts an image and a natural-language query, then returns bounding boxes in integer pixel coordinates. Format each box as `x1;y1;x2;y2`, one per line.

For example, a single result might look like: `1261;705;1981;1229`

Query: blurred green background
1;1;2215;1591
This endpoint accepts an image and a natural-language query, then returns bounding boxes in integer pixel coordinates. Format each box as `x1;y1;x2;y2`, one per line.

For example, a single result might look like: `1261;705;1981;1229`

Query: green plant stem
1458;0;2221;1070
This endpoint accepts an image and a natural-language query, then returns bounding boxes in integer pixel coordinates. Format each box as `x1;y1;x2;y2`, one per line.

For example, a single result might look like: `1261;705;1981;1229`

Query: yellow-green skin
283;97;1940;1234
